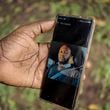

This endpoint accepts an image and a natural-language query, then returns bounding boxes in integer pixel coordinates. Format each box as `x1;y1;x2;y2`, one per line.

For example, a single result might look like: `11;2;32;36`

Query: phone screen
40;15;94;109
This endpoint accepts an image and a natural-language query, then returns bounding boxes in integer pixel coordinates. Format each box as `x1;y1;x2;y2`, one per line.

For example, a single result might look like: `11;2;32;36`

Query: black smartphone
40;15;95;110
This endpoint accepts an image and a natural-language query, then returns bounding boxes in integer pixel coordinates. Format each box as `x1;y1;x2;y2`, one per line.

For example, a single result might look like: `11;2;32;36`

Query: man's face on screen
58;45;71;63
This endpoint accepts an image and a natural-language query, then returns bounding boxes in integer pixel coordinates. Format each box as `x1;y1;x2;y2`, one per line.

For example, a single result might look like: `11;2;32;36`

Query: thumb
18;20;55;39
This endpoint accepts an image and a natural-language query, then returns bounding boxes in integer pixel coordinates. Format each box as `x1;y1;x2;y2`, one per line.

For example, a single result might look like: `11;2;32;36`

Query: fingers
37;20;55;34
20;20;55;39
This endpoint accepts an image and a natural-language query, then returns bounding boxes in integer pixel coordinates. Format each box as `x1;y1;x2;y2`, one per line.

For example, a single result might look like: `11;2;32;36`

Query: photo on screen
46;41;87;86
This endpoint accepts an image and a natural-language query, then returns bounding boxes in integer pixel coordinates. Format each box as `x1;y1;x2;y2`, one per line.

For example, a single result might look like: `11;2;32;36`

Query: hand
0;20;54;88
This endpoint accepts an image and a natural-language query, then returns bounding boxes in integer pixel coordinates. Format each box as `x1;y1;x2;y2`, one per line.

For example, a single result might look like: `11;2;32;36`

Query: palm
0;21;54;88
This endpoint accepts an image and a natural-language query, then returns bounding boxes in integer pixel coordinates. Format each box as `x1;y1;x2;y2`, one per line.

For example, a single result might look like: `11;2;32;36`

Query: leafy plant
95;23;110;47
92;57;110;98
104;102;110;110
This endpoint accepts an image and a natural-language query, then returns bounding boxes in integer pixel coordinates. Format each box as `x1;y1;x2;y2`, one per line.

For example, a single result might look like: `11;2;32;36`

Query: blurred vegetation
0;0;110;110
